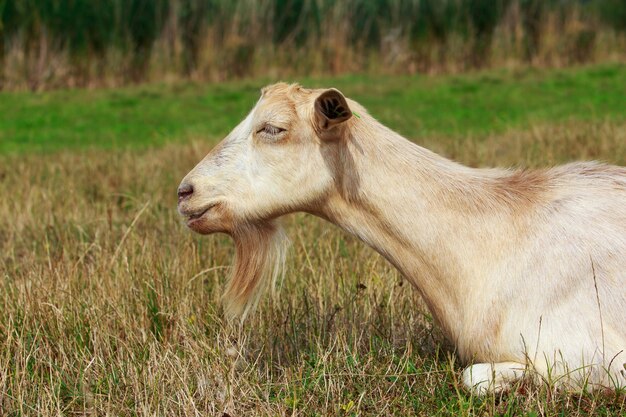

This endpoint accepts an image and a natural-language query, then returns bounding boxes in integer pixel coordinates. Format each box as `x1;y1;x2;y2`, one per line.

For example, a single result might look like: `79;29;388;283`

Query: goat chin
223;221;288;319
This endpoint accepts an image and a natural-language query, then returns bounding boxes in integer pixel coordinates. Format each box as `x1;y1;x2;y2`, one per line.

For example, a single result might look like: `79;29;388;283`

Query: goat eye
258;124;286;136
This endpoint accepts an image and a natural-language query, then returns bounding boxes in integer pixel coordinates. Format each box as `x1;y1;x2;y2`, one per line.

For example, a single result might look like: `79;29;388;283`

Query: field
1;65;626;415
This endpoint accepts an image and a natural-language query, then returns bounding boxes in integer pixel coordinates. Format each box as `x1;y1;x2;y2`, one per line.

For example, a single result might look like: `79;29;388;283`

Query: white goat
178;83;626;394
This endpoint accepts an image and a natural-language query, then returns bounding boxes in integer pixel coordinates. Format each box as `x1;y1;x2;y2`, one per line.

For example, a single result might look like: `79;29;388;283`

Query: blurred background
1;0;625;90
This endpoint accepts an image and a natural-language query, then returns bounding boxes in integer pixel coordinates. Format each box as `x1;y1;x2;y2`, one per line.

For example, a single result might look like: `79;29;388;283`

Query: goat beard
223;220;288;319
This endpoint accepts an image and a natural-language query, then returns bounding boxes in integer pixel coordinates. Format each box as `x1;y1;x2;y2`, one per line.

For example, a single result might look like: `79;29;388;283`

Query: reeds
0;0;625;89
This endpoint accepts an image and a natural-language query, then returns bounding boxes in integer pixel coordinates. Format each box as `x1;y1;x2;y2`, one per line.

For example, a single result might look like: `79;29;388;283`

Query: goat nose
177;182;194;201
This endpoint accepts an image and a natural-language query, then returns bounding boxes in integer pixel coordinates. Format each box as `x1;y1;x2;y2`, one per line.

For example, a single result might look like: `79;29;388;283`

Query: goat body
178;83;626;393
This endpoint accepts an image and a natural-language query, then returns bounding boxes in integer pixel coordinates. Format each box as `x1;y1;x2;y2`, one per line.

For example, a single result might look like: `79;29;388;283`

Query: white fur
179;83;626;394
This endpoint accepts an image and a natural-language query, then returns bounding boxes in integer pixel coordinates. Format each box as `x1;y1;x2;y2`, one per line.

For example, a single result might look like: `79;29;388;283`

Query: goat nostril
177;183;194;201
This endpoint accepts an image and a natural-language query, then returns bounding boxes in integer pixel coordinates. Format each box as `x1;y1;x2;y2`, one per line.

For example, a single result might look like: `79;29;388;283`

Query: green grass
1;65;625;415
1;64;625;154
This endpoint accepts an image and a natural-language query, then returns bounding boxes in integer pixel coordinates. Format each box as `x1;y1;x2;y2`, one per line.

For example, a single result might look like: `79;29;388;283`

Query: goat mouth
185;204;217;224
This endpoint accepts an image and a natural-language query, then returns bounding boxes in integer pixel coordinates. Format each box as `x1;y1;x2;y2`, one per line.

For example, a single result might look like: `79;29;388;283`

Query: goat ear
314;89;352;131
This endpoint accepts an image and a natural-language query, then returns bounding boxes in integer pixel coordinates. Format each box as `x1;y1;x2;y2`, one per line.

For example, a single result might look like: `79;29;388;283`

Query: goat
178;83;626;394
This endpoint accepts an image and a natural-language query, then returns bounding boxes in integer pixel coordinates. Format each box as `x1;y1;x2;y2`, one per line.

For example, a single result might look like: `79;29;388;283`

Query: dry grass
1;121;625;416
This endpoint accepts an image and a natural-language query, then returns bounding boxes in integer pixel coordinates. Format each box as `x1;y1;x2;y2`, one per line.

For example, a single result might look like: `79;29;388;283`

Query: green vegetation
1;64;625;154
1;0;625;89
1;66;625;415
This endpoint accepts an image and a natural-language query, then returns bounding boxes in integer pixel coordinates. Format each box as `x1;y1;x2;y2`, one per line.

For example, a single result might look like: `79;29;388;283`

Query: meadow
1;64;626;415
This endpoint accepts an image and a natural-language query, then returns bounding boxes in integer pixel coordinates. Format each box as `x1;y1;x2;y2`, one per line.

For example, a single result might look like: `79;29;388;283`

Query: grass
1;65;626;415
3;0;625;91
1;64;626;154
